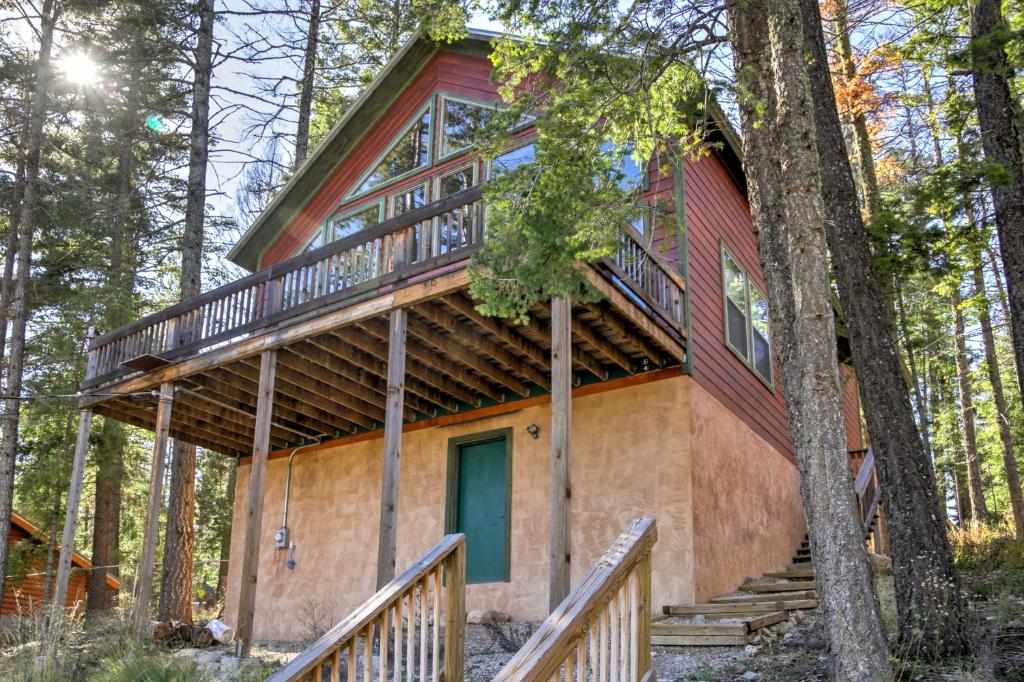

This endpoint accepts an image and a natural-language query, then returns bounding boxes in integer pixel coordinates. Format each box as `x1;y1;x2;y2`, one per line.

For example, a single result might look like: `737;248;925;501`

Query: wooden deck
79;186;688;458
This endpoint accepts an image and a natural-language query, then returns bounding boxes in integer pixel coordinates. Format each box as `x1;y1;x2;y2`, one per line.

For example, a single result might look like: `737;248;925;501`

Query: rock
744;644;758;657
196;650;222;665
775;620;792;634
867;553;892;574
220;656;241;672
742;671;760;681
692;614;706;624
792;611;807;624
466;609;510;625
174;648;201;659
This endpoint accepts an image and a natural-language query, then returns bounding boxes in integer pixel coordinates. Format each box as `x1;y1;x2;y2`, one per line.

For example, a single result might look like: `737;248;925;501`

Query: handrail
83;186;486;388
268;533;466;682
852;446;874;496
605;225;686;334
851;447;880;535
493;517;657;682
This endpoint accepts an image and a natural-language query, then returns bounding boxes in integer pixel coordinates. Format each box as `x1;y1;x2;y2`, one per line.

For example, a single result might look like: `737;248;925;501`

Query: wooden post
132;380;174;630
236;349;277;656
443;540;466;682
52;408;93;611
549;296;572;611
376;308;407;589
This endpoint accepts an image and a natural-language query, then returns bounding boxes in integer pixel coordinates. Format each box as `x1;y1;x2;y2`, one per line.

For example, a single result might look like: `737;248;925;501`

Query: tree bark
726;1;892;678
87;418;125;615
214;463;237;604
973;256;1024;534
293;0;321;168
951;285;989;522
0;0;59;609
160;0;215;623
0;114;28;373
970;0;1024;411
800;0;968;657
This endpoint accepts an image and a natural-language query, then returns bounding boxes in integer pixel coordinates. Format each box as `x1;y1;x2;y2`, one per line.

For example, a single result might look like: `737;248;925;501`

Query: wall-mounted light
526;424;540;439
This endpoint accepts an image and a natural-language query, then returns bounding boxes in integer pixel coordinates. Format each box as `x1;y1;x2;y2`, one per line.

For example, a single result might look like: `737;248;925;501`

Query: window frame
444;428;514;584
328;199;385;242
484;137;538;180
720;242;774;391
437;93;503;163
387;180;431;218
345;100;434;202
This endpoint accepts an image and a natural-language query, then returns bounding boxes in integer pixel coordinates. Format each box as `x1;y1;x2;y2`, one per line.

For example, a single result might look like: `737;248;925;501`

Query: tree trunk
294;0;321;168
973;256;1024;534
160;0;215;623
970;0;1024;410
895;281;934;461
0;114;28;373
800;0;968;657
0;0;59;609
951;285;989;522
726;1;892;678
87;418;125;615
214;463;236;604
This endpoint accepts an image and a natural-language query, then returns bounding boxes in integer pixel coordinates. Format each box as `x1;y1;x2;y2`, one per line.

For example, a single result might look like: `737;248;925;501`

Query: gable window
599;141;645;191
440;96;496;158
350;105;432;198
721;244;773;387
331;202;383;241
390;183;427;216
488;141;536;178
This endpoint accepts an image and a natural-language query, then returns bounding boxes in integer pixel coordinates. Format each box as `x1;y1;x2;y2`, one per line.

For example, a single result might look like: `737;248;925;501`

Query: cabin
3;511;120;623
63;30;882;648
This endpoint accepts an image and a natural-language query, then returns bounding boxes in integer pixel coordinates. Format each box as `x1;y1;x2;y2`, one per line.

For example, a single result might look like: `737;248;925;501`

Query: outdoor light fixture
526;424;540;439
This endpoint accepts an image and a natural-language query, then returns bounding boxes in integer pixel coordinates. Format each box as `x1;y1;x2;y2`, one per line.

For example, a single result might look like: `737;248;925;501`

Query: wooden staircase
653;537;817;646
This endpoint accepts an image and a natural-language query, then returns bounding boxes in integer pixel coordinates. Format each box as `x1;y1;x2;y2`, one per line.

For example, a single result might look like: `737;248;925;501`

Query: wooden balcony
79;185;688;457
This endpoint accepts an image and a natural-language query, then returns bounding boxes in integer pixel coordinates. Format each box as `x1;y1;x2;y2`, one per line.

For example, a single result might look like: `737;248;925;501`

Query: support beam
549;296;572;611
236;350;277;656
376;308;407;588
52;409;93;610
132;381;174;630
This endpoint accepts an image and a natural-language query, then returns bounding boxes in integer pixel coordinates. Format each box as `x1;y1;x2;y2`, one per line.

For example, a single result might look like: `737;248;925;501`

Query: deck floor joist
87;273;686;458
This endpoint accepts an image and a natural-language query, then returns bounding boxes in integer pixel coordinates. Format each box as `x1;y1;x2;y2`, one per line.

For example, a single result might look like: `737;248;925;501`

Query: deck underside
84;266;686;457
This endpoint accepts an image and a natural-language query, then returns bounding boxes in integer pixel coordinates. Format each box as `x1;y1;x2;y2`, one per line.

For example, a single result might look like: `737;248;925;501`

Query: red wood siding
840;363;864;450
683;154;794;461
262;50;501;267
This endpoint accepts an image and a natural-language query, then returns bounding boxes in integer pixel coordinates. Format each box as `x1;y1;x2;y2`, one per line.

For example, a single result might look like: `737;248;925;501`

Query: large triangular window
349;104;432;198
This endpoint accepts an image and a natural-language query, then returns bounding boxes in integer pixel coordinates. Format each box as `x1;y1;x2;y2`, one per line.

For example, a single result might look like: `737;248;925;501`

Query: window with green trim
440;97;495;158
489;142;536;177
721;245;773;387
332;203;382;241
351;107;432;197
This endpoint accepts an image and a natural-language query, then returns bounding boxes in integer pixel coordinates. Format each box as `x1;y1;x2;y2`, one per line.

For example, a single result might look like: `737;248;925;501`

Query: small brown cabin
3;511;120;620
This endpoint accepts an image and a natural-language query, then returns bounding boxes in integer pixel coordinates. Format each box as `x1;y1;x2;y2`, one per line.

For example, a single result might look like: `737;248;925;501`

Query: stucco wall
223;376;694;642
689;380;806;602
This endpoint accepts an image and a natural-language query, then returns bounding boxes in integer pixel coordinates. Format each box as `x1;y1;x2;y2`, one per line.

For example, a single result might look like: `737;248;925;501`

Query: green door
455;436;510;583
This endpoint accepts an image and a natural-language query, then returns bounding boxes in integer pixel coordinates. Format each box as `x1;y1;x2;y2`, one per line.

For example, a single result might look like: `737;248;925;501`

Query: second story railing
493;517;657;682
84;187;486;388
268;534;466;682
84;184;687;389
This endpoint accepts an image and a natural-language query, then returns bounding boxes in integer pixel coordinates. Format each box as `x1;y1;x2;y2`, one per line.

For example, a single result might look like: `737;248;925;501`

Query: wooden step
664;599;818;616
787;562;813;571
651;611;789;646
711;589;818;604
790;556;812;565
739;580;817;593
795;548;811;557
765;569;815;580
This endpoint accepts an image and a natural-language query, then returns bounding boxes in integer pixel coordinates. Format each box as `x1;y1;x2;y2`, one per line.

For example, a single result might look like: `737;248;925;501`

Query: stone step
739;580;817;593
710;589;819;604
664;600;817;616
764;569;815;580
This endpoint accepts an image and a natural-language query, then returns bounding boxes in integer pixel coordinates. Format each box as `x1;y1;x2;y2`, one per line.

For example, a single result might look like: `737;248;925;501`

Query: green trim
720;241;774;392
674;160;693;375
436;92;504;163
344;100;435;203
444;427;514;583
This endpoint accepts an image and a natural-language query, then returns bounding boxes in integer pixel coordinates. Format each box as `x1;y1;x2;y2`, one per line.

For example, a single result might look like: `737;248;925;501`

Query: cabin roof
10;510;121;590
228;29;746;272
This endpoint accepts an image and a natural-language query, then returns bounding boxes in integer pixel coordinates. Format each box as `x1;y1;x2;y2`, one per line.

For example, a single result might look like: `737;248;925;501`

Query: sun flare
58;52;101;86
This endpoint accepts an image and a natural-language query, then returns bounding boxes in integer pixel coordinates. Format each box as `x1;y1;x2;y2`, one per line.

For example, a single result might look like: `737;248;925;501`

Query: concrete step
739;580;817;593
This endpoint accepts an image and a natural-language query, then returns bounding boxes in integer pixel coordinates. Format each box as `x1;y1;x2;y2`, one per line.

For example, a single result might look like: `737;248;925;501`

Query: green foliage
87;649;205;682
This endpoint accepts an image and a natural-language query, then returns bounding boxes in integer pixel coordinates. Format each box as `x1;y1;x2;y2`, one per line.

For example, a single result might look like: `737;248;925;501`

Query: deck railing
84;187;485;388
267;534;466;682
606;226;686;334
84;184;686;389
493;517;657;682
851;447;881;537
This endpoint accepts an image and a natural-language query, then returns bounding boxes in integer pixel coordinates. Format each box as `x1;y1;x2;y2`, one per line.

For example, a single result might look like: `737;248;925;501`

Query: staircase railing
268;534;466;682
493;517;657;682
852;447;882;538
